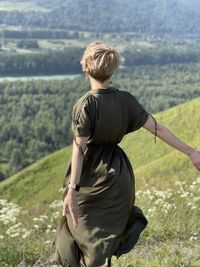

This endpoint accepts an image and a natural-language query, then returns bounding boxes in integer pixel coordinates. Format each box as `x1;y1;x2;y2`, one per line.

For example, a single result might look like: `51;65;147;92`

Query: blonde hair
80;42;124;82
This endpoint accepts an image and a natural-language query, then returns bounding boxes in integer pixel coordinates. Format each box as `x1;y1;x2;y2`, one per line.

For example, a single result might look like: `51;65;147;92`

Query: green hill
1;0;200;34
0;97;199;210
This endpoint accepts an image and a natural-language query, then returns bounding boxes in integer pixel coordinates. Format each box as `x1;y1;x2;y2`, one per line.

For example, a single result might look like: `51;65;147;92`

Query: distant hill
178;0;200;13
0;97;199;210
0;0;200;34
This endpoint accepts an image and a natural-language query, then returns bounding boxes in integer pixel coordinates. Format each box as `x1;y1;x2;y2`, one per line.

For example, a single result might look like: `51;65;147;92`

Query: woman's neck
89;76;111;90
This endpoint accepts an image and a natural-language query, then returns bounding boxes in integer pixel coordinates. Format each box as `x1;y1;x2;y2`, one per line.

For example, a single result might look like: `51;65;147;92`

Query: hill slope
179;0;200;13
0;97;199;209
0;0;200;34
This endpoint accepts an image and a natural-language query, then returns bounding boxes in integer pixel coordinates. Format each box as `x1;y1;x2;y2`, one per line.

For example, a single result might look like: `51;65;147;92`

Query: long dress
49;86;153;267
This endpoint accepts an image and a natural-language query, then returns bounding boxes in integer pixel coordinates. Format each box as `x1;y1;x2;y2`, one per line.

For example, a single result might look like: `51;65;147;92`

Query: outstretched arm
142;115;200;171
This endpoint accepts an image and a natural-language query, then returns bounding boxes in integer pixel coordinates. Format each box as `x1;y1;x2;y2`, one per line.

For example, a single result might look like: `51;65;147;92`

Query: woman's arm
70;136;89;185
62;136;89;228
142;116;200;171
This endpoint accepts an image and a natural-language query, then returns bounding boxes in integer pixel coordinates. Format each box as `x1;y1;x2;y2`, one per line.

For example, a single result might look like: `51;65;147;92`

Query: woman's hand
62;189;78;229
189;149;200;171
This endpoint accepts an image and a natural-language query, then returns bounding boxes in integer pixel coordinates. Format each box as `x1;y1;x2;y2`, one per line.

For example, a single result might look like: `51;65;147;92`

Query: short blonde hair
80;42;124;82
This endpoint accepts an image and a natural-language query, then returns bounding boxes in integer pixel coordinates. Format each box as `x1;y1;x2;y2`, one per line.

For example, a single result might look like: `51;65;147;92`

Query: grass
0;177;200;266
0;1;49;12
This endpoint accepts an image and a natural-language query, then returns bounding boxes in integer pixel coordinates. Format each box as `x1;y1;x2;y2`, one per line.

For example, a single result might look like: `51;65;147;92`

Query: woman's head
80;42;124;82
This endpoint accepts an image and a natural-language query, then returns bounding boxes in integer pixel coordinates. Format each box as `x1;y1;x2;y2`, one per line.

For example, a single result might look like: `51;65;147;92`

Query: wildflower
189;236;197;242
180;192;189;198
58;187;64;193
10;232;20;238
22;231;31;239
49;200;63;209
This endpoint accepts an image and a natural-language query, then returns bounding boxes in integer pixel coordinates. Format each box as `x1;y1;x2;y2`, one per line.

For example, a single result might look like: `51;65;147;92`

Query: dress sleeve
71;95;93;137
127;93;149;132
127;92;158;143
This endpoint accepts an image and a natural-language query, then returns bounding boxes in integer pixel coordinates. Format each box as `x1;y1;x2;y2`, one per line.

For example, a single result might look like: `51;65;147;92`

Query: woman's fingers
62;198;69;216
62;195;79;228
189;149;200;172
69;205;78;228
194;162;200;171
62;199;69;216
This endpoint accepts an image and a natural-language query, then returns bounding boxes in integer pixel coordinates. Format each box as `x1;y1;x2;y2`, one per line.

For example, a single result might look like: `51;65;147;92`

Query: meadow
0;176;200;267
0;1;49;12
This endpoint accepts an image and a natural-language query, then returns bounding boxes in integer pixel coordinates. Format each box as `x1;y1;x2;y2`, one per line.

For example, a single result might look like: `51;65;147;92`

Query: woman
50;42;200;267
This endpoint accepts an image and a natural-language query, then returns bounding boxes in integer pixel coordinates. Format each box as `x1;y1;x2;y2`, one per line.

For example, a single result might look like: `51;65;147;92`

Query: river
0;74;82;83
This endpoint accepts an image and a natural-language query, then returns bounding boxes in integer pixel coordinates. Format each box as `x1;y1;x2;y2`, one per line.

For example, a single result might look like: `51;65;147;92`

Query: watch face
71;184;76;189
68;183;80;191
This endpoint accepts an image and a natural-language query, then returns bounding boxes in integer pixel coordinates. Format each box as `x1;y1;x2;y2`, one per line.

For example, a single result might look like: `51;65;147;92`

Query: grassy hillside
0;97;199;210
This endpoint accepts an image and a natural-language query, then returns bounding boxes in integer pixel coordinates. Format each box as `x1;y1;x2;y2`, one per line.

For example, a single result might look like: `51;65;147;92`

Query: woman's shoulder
73;91;97;116
74;91;95;106
117;88;138;102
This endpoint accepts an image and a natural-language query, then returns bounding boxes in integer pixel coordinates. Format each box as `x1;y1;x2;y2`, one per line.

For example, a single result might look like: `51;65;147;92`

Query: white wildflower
49;200;63;209
154;199;164;205
10;232;20;238
58;187;64;193
180;192;189;198
22;231;31;239
189;236;197;242
52;211;60;218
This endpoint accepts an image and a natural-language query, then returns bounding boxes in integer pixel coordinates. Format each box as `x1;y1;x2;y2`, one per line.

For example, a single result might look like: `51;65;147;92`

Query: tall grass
0;176;199;266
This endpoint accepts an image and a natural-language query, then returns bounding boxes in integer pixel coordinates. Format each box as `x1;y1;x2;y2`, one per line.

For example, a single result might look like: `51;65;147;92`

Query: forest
0;47;83;75
0;0;200;34
0;63;200;180
1;43;200;75
0;29;80;39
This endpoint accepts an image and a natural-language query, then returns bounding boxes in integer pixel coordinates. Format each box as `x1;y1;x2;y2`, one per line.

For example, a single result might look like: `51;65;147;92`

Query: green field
0;98;199;266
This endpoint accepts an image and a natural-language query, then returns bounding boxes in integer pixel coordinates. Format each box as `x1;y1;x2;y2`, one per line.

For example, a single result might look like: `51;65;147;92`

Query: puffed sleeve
71;94;94;137
127;92;149;132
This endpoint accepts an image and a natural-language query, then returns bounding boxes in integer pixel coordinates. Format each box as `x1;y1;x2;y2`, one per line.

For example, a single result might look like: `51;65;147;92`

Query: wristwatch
68;183;80;192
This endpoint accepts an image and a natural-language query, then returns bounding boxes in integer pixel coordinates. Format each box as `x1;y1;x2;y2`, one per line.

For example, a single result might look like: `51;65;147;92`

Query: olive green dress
49;87;151;267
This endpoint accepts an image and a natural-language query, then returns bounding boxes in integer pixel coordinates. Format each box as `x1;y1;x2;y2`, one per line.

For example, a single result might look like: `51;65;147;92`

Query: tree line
0;30;80;39
0;47;83;75
1;45;200;76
